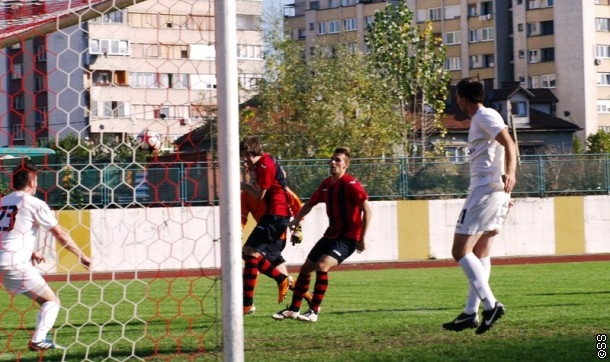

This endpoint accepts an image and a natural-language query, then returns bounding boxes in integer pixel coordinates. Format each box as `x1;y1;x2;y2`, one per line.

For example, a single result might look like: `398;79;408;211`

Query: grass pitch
2;260;609;361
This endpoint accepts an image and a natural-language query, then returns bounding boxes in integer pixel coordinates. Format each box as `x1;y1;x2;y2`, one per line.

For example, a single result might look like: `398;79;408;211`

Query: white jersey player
0;160;92;351
443;78;517;335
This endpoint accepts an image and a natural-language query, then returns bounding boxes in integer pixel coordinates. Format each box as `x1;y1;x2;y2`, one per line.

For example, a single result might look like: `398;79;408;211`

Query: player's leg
298;237;356;323
17;268;62;351
272;259;316;320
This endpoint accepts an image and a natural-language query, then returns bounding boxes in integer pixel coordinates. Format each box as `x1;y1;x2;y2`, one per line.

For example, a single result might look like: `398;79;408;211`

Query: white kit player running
442;77;517;335
0;160;92;351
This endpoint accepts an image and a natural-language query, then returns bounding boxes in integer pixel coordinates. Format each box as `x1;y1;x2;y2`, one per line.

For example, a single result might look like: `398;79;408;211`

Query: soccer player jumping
443;77;517;334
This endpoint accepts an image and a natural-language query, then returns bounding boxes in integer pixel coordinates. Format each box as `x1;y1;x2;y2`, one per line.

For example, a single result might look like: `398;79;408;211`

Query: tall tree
586;129;610;153
243;21;402;159
365;2;450;157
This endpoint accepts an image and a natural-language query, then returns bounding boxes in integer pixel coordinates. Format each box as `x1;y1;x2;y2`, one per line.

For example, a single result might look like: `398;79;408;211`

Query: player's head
240;137;264;167
456;77;485;105
330;147;351;177
12;159;38;193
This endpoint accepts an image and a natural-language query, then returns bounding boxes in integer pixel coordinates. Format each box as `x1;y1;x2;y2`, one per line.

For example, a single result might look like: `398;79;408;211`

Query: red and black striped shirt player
272;147;372;323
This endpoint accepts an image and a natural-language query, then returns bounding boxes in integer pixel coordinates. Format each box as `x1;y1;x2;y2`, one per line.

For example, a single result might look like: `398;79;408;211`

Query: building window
237;44;263;59
596;44;610;58
527;22;539;36
469;55;482;69
34;76;45;91
35;107;47;126
540;20;554;35
239;73;262;90
483;54;495;67
444;5;460;19
190;74;217;90
480;1;493;15
328;20;340;34
445;57;461;71
90;39;129;55
318;22;326;35
518;23;524;32
598;73;610;85
13;94;24;110
310;1;319;10
102;10;125;24
598;100;610;113
540;47;555;62
36;45;46;62
511;102;527;117
12;124;25;140
343;18;356;31
445;31;461;45
596;18;610;31
428;8;442;21
468;4;478;17
469;29;479;42
528;49;540;63
541;74;556;88
481;27;494;41
518;50;525;58
10;63;22;80
445;146;468;163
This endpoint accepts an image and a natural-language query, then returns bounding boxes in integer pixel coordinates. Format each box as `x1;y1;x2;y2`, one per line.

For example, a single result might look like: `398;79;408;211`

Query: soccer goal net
0;0;255;360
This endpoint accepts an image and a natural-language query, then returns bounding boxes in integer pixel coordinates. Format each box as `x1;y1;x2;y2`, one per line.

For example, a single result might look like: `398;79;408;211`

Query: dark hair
12;160;37;190
333;147;351;160
239;136;263;156
456;77;485;104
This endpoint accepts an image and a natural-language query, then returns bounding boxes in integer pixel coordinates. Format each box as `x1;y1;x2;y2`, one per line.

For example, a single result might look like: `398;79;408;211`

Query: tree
241;17;402;159
586;129;610;153
365;2;450;157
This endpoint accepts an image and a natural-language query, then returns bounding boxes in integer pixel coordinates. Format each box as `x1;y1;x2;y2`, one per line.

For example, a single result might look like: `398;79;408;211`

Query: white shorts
0;262;49;296
455;182;510;235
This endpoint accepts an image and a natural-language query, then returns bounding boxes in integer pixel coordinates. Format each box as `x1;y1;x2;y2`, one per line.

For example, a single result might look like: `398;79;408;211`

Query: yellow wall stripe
56;210;90;273
397;200;430;260
554;197;585;255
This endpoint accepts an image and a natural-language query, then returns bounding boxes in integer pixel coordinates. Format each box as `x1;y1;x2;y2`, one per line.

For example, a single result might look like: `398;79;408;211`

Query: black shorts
307;236;357;264
245;214;290;264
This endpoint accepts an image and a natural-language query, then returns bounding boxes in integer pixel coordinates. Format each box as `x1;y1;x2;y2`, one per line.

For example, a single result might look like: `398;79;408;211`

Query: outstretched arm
288;201;314;230
49;225;92;268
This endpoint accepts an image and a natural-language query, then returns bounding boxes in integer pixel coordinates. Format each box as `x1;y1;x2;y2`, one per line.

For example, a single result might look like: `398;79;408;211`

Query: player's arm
49;225;92;268
495;127;517;193
357;199;372;253
288;201;314;230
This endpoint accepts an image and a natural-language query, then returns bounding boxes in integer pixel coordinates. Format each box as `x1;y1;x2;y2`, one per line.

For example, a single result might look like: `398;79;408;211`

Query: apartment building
285;0;610;140
86;0;263;149
2;0;264;149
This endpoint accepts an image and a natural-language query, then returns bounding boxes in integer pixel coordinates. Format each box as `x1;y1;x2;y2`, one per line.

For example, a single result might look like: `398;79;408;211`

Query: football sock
459;253;496;310
243;255;258;306
289;273;311;311
464;256;491;315
32;300;60;343
256;255;285;283
310;271;328;313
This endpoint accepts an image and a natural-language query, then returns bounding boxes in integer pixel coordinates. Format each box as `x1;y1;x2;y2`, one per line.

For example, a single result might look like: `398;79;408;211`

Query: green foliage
244;20;402;159
365;2;450;157
586;129;610;153
572;135;584;154
44;133;148;165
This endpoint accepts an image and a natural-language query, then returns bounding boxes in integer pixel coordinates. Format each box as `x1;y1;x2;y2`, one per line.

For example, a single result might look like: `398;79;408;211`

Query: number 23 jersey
0;191;58;267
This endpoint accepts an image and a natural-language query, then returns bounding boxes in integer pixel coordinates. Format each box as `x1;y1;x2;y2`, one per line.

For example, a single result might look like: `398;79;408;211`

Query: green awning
0;147;56;158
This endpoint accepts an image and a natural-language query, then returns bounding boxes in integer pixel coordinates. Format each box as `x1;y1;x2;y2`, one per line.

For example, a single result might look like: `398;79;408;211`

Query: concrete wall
40;195;610;273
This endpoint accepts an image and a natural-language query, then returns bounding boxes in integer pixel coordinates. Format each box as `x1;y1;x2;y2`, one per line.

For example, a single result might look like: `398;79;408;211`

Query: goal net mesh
0;0;236;360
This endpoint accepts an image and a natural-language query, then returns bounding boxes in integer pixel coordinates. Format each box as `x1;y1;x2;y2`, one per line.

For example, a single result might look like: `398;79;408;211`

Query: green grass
2;261;609;361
